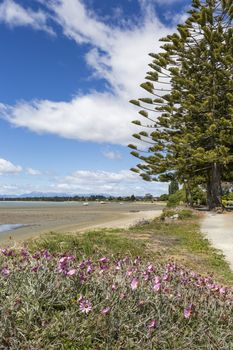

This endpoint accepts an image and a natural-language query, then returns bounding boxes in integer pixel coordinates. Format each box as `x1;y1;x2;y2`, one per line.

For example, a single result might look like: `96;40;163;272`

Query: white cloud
0;168;168;196
27;168;42;176
0;158;22;175
102;149;122;160
1;94;137;145
0;0;174;145
55;169;168;196
0;0;54;35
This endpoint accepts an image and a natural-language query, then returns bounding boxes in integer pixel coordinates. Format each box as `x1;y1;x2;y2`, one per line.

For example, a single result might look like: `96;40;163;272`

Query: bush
161;209;194;221
222;192;233;207
190;186;206;205
159;193;169;201
0;248;232;349
178;209;194;220
167;189;186;207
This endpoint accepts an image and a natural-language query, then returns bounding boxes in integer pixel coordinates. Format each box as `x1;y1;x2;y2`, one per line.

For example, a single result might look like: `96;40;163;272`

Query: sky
0;0;190;197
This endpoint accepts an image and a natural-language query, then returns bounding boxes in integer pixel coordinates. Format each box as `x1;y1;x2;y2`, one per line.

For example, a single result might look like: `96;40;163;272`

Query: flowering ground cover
0;246;232;349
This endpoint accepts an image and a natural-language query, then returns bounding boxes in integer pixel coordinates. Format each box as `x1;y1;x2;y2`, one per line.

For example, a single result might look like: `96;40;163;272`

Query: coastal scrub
0;248;232;349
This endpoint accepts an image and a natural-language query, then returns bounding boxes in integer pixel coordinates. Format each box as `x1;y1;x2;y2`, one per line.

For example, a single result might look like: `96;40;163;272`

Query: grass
131;211;233;285
28;229;148;259
27;209;233;285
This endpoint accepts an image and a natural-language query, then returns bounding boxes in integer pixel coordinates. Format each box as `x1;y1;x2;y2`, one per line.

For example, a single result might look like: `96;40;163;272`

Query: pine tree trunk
207;163;222;210
186;183;193;208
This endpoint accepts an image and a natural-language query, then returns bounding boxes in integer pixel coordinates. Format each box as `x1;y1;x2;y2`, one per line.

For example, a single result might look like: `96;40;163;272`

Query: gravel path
201;213;233;270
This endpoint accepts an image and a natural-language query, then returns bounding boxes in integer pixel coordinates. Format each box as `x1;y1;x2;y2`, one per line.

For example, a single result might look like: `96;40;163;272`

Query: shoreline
0;203;164;245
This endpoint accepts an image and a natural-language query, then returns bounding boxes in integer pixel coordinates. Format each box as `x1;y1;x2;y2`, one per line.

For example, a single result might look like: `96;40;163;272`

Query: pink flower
120;293;126;300
153;282;161;292
21;248;29;259
87;265;93;273
163;274;170;281
67;269;76;276
100;264;109;271
111;284;117;291
43;250;51;259
154;276;161;284
147;264;155;273
59;257;67;264
131;277;139;290
115;261;122;271
99;257;109;263
1;268;10;277
184;304;194;319
219;287;227;295
78;295;84;303
66;255;75;261
2;248;15;257
134;256;141;265
31;266;39;272
32;252;41;260
101;307;110;315
79;299;92;314
148;319;157;330
126;268;134;276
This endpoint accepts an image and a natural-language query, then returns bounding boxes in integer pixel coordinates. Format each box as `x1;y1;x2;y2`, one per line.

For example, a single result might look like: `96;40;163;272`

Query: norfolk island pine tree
129;0;233;210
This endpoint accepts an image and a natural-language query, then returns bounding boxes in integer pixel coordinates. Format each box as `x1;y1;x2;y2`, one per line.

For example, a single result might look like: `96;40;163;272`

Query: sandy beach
0;202;164;244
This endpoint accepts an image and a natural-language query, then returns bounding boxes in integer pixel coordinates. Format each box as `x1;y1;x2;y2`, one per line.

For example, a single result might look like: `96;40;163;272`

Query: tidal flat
0;201;164;243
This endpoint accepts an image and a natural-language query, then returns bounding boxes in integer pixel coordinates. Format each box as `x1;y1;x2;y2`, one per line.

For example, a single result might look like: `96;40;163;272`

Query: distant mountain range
0;192;112;199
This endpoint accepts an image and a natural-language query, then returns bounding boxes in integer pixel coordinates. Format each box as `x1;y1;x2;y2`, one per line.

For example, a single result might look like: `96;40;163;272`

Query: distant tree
159;194;169;201
145;193;153;201
129;0;233;209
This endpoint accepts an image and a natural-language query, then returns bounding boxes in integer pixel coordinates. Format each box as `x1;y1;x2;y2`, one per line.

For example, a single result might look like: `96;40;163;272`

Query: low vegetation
0;210;232;349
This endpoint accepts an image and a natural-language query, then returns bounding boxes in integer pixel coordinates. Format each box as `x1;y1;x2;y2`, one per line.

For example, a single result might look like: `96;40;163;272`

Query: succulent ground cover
0;246;232;350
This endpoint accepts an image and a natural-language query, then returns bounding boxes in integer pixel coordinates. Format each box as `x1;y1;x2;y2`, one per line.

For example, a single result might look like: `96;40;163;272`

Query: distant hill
0;192;112;200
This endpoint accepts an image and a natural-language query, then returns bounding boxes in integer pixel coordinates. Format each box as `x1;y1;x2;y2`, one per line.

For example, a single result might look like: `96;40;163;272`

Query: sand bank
0;202;164;244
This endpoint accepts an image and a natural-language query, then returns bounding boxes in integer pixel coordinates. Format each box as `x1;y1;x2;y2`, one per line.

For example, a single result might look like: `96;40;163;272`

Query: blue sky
0;0;190;196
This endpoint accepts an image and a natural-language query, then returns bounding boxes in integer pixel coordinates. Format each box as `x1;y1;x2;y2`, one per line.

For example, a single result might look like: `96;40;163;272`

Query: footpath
201;213;233;270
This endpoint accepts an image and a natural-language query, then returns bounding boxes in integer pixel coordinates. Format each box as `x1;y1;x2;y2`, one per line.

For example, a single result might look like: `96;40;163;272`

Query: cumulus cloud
0;158;22;175
55;169;168;196
0;167;168;196
1;94;137;145
27;168;42;176
0;0;175;145
0;0;54;35
102;149;122;160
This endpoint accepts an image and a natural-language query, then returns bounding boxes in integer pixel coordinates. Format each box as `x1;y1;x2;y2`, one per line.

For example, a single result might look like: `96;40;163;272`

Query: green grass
131;215;233;285
28;229;149;259
28;211;233;285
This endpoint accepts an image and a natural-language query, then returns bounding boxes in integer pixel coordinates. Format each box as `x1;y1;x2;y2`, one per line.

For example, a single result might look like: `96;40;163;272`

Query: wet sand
0;202;164;244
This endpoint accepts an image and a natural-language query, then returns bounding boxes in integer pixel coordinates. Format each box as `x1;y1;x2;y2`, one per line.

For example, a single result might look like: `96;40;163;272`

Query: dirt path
201;213;233;270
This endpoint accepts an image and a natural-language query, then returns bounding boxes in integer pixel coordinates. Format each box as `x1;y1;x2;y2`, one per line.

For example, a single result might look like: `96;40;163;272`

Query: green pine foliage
129;0;233;209
169;179;179;195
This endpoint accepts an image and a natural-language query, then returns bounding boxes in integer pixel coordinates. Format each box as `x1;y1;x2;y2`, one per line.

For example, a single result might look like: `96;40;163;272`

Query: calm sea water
0;224;25;233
